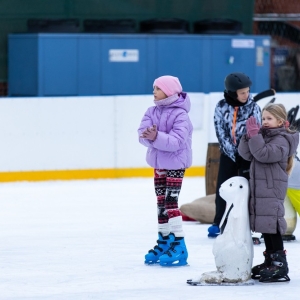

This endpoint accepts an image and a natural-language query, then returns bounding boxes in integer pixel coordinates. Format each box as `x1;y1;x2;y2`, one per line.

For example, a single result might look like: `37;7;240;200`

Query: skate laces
148;239;168;255
165;241;180;257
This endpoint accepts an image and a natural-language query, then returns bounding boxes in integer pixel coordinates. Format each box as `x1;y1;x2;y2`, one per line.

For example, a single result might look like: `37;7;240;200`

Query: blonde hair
262;103;294;174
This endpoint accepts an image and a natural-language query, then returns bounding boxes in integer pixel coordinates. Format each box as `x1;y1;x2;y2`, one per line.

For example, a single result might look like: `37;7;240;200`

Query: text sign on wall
231;39;255;48
109;49;139;62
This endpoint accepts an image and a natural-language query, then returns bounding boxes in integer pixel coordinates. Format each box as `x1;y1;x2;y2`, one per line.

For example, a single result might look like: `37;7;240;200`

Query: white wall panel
0;96;116;171
0;92;299;172
115;95;152;169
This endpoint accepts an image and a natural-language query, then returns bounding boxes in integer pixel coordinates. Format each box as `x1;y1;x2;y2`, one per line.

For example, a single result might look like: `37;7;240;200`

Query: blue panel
146;37;156;94
78;35;102;95
7;33;271;96
209;36;256;92
201;37;212;93
41;35;78;96
253;36;271;93
8;35;38;96
207;36;271;93
156;35;203;92
101;35;148;95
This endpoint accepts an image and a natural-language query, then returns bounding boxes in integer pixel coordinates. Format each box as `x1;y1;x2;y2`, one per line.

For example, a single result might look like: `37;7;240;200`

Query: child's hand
246;116;260;138
140;125;157;140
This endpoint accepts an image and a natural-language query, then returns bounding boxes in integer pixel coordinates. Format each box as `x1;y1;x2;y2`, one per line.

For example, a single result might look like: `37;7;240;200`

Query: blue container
101;34;151;95
8;33;271;96
155;35;206;92
206;36;270;93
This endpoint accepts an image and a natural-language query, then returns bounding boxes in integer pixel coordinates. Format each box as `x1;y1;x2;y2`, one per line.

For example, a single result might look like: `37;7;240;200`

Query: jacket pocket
264;167;273;189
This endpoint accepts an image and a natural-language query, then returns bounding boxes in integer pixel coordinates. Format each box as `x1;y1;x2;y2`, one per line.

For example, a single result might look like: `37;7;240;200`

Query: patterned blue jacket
214;95;261;162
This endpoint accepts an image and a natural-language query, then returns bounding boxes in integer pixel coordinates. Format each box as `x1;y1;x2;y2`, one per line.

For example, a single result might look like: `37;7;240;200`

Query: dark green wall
0;0;255;82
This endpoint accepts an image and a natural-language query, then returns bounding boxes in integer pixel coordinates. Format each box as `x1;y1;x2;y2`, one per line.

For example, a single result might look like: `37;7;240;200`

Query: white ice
1;177;300;299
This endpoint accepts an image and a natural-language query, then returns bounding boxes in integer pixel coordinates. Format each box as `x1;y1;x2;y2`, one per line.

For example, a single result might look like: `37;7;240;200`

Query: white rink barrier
0;93;299;181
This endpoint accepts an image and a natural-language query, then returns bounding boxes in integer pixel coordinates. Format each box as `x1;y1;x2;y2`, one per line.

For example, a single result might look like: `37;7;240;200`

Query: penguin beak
218;192;234;234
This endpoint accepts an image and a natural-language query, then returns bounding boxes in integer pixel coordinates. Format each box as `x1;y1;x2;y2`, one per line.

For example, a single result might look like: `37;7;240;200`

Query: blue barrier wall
8;33;270;96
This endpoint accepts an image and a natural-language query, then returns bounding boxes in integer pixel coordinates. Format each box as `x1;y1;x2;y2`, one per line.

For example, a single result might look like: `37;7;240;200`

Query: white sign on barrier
109;49;139;62
231;39;255;48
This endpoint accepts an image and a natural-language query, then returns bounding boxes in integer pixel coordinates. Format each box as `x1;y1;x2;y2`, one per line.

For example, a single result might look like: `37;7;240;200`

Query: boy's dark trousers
213;153;250;226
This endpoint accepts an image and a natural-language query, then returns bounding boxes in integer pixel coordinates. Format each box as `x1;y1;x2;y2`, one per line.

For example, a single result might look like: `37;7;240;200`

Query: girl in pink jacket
138;75;193;267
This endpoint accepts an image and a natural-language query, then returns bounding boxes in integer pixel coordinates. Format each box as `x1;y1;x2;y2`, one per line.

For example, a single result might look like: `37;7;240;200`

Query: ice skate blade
259;275;290;283
144;261;160;266
160;261;189;267
187;279;255;286
145;261;189;267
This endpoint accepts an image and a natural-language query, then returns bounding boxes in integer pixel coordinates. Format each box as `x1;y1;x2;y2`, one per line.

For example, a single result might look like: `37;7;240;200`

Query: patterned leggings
154;169;185;224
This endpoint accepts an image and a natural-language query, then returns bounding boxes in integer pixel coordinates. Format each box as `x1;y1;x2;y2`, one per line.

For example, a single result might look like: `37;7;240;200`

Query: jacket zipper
232;107;238;145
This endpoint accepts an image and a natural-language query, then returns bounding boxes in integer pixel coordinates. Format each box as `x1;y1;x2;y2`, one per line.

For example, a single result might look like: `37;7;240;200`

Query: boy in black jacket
208;72;261;238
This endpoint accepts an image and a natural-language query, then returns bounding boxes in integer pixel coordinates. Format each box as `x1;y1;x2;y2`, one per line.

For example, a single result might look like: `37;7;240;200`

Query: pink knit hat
153;75;182;97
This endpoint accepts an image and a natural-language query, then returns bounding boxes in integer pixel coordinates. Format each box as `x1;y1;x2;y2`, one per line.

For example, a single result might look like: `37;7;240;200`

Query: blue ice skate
159;234;188;267
145;232;175;265
207;223;220;238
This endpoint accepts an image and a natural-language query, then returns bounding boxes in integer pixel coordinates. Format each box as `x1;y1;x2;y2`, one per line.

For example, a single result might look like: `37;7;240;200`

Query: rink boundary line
0;166;205;182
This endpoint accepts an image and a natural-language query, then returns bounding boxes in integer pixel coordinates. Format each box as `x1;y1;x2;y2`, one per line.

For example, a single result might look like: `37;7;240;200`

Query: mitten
141;124;158;141
246;116;260;138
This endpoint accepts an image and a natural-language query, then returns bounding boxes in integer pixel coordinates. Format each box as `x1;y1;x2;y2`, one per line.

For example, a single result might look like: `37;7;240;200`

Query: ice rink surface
1;177;300;299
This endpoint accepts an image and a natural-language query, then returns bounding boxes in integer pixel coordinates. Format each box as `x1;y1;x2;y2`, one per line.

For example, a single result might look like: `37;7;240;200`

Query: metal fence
254;0;300;91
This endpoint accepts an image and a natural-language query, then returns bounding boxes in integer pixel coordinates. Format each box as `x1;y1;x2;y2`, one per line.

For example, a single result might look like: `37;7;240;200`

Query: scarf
224;91;248;107
154;94;179;106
